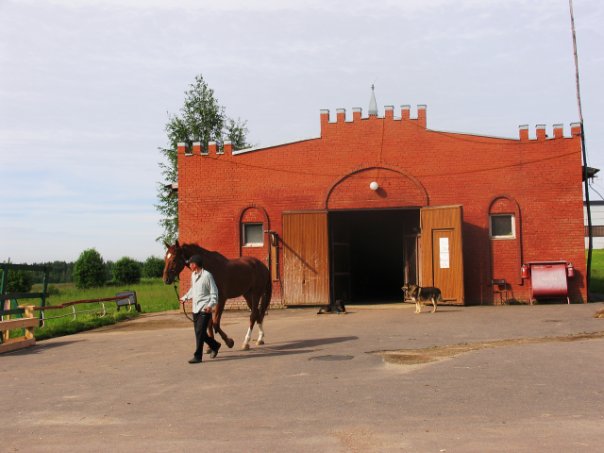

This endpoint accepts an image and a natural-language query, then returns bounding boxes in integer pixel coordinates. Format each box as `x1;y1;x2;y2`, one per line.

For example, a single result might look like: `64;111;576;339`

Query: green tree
105;261;115;282
113;257;142;285
156;74;250;244
142;256;165;279
73;249;106;289
32;260;73;283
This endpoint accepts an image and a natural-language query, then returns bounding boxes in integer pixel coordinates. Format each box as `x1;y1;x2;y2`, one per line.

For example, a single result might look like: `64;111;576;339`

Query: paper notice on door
439;237;450;269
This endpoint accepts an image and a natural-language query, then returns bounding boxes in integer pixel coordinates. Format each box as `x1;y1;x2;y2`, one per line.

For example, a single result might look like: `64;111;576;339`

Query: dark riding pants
193;311;220;360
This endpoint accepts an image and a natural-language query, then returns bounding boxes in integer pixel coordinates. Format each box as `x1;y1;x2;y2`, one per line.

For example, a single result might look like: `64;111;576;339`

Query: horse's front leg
212;299;235;348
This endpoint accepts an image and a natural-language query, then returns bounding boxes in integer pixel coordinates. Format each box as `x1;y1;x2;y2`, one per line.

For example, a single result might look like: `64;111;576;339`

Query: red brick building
176;97;586;307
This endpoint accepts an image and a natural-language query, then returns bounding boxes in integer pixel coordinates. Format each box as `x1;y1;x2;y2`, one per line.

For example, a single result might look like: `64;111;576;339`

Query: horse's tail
258;274;272;323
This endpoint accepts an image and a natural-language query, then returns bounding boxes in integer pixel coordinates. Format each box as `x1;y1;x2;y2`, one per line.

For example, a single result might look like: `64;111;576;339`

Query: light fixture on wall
369;181;379;191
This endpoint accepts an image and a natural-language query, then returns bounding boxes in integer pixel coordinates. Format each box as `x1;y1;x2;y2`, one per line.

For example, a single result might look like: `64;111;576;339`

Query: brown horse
162;241;272;350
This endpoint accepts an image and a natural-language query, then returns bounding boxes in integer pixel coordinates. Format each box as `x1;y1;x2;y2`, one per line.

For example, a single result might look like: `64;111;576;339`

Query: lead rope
174;284;193;322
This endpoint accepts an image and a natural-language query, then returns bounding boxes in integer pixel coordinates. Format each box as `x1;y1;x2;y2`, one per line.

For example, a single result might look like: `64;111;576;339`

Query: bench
115;291;141;312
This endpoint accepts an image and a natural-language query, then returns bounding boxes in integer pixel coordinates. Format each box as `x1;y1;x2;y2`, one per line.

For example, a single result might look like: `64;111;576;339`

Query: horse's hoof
241;343;250;351
257;339;265;345
226;338;235;348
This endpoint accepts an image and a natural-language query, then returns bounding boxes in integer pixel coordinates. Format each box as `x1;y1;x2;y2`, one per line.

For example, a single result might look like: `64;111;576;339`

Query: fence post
23;305;35;341
1;299;9;343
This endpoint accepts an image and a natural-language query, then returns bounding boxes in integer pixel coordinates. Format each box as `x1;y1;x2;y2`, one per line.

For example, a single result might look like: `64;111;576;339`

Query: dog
317;299;346;314
402;284;442;314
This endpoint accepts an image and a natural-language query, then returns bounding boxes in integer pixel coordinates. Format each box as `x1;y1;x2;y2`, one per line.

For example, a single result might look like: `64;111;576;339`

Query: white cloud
1;0;603;262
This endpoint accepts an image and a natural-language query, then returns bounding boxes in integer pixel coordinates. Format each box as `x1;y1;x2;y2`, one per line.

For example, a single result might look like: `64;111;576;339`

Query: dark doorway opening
329;209;420;303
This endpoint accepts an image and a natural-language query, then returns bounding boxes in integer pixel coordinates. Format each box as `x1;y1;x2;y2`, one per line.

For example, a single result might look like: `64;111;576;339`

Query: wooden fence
0;305;37;354
0;292;139;354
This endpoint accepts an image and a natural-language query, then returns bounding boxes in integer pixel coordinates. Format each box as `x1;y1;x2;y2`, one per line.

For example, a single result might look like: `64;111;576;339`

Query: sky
1;0;603;264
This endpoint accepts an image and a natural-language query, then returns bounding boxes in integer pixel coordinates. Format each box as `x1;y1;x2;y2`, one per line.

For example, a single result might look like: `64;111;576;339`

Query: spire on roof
368;84;378;116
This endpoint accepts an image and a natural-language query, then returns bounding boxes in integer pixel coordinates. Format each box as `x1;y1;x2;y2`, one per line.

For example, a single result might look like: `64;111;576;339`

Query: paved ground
2;301;604;453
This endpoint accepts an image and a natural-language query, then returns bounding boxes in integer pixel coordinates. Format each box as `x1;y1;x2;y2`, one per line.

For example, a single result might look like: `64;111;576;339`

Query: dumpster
524;261;571;304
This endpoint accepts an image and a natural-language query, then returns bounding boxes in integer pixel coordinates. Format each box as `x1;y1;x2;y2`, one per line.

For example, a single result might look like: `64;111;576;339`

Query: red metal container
527;261;570;304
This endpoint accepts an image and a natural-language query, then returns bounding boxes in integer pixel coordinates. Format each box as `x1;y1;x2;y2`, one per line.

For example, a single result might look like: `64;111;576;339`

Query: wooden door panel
282;212;330;305
432;229;457;300
420;206;465;304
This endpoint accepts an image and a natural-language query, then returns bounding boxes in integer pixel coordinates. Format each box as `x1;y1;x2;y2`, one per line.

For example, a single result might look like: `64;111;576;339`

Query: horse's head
163;240;187;284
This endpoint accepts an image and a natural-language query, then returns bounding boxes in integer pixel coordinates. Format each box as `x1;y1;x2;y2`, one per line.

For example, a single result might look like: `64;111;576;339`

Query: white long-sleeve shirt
181;269;218;313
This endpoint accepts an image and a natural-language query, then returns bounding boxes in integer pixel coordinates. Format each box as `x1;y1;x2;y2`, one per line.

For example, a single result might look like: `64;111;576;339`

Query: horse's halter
164;247;188;284
165;246;193;322
165;247;193;321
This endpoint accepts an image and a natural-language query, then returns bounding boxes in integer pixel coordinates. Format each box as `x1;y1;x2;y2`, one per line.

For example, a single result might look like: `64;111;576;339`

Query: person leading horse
163;240;272;350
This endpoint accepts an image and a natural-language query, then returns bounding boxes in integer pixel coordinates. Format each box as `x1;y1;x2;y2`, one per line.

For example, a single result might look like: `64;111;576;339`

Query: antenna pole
569;0;592;301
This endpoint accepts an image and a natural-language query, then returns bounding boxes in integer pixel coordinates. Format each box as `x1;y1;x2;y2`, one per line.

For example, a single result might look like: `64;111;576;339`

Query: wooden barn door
282;211;330;306
420;205;465;304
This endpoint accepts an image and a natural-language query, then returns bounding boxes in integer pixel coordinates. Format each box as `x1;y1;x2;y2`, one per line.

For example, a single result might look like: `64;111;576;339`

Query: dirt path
380;330;604;365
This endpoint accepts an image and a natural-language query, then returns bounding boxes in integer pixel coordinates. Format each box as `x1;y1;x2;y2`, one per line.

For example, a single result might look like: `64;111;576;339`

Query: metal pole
569;0;592;301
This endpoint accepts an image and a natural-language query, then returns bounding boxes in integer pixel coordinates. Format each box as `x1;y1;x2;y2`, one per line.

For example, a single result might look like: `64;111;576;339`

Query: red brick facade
177;105;586;306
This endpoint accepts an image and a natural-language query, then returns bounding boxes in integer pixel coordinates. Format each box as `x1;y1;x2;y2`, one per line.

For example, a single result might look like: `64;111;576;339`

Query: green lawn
6;278;179;341
589;249;604;294
42;278;179;313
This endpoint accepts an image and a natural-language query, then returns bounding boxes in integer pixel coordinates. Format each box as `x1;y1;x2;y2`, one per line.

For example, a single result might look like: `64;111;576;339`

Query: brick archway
324;166;429;210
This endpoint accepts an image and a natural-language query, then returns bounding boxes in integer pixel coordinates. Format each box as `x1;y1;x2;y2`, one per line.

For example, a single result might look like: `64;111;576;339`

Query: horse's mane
180;242;229;265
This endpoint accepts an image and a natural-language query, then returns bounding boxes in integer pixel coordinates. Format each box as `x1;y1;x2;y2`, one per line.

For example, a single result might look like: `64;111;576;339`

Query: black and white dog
317;299;346;314
402;284;442;314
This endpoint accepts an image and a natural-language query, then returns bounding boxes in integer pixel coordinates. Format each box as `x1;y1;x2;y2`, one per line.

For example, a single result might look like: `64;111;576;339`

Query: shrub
113;257;142;284
46;284;61;296
3;269;34;293
73;249;106;289
142;256;165;278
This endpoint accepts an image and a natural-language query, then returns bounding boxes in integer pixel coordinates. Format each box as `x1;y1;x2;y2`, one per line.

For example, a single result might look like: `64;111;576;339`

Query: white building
585;200;604;249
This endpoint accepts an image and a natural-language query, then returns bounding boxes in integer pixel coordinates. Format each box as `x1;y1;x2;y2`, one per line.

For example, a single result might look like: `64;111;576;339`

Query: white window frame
242;223;264;247
489;214;516;239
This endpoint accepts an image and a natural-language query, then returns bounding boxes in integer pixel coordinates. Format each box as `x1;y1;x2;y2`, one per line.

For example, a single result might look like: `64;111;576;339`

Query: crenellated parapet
177;140;233;157
320;104;428;136
518;122;582;141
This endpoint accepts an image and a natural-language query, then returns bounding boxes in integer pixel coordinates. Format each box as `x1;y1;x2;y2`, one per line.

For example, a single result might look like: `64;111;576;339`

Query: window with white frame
242;223;264;246
490;214;515;239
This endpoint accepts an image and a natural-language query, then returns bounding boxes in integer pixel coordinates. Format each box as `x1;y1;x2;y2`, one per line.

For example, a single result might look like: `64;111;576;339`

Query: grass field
589;249;604;294
6;278;179;341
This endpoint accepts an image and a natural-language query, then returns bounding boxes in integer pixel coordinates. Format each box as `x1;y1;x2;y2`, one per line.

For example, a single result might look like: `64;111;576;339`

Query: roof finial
368;84;378;116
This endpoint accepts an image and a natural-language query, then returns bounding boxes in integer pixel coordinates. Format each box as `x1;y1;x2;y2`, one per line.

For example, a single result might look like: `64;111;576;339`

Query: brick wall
177;106;586;305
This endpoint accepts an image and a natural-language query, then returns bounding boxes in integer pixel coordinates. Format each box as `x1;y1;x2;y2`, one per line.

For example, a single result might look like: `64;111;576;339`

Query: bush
46;284;61;296
3;269;34;293
73;249;106;289
113;257;142;284
142;256;165;278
